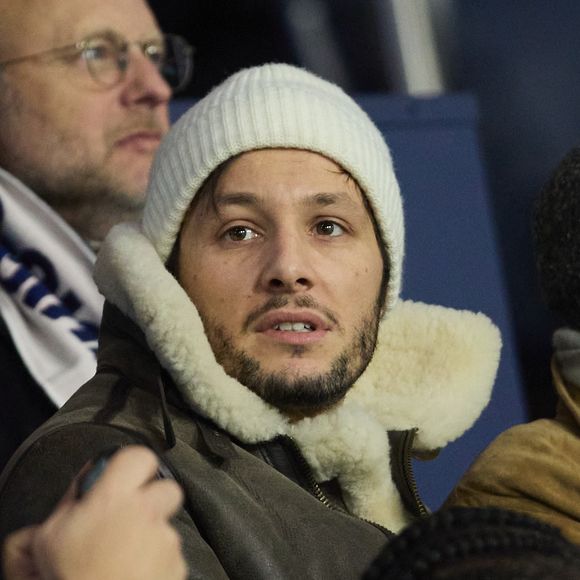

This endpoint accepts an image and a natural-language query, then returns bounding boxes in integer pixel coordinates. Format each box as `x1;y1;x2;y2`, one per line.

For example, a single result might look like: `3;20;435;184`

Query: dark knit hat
364;507;580;580
533;148;580;328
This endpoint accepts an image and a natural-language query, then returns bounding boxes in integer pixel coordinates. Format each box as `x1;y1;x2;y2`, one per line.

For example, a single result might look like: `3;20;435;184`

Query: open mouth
273;322;315;333
254;311;330;344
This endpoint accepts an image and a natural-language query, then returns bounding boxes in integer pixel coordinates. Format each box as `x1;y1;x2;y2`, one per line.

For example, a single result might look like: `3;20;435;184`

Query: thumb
2;526;41;580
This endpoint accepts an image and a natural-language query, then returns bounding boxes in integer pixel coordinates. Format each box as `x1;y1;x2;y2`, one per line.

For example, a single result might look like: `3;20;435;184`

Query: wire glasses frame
0;32;194;93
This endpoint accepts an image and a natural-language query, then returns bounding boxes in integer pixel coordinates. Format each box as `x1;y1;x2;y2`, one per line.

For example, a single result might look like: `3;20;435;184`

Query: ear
164;236;181;279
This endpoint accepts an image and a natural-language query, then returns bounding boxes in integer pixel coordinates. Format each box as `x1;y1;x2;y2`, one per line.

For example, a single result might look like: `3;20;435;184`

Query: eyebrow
215;191;362;210
75;27;118;41
215;192;260;208
78;27;163;43
308;192;360;209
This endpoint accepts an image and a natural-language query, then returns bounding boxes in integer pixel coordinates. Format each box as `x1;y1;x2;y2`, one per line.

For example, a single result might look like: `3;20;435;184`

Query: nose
121;48;172;108
259;232;315;293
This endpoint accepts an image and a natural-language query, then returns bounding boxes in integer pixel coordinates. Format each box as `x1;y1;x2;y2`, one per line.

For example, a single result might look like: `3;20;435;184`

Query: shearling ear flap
94;222;288;443
351;300;501;451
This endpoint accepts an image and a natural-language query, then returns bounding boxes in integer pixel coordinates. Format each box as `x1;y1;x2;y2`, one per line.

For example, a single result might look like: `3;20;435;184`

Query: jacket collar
94;222;502;531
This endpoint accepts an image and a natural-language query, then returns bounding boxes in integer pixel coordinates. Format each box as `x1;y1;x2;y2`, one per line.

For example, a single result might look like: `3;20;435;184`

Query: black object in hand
76;446;174;499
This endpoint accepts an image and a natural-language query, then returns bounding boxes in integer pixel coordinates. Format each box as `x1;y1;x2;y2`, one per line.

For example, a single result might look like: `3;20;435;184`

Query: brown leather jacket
0;307;425;580
445;358;580;545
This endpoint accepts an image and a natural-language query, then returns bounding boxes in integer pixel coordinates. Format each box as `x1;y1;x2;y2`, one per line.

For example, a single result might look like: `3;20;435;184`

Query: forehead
0;0;161;56
212;149;368;210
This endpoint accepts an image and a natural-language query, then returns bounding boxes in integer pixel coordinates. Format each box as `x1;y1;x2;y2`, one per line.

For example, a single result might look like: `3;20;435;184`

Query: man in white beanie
0;64;501;579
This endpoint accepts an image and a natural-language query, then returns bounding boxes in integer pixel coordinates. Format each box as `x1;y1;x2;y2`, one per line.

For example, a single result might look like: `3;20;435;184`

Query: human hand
2;526;41;580
2;446;186;580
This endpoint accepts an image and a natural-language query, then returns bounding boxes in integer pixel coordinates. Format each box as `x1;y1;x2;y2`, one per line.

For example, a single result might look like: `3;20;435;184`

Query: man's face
0;0;171;240
178;149;384;418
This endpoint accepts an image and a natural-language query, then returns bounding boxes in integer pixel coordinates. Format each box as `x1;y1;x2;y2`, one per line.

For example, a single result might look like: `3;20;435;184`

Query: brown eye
225;226;258;242
316;221;344;237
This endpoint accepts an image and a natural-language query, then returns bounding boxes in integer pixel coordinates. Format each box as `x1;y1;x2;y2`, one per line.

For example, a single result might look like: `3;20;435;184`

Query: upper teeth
274;322;313;332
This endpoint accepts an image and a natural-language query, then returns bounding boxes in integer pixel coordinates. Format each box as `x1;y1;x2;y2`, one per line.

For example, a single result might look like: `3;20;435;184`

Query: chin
264;359;332;377
113;172;150;202
111;153;154;187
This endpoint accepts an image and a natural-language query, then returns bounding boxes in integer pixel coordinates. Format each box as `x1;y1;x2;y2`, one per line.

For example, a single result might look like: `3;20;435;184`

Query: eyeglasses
0;32;194;93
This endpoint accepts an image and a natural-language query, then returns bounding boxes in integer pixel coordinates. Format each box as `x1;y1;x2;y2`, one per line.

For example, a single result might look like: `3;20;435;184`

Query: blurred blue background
159;0;580;507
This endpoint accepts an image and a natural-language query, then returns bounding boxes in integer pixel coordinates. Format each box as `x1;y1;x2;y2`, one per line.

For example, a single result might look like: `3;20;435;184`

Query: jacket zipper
283;436;394;537
284;436;338;511
401;429;430;518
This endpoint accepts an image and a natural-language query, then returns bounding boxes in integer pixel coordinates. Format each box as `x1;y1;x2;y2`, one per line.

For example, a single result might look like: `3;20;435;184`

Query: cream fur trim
95;223;286;443
94;222;501;530
353;300;501;450
290;403;411;531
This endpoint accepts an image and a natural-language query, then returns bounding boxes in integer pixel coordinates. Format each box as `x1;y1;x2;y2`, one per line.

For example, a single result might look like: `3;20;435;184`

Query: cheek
25;79;80;127
347;250;383;304
18;92;100;159
212;264;257;311
351;266;378;294
343;248;382;282
179;255;252;317
34;80;113;146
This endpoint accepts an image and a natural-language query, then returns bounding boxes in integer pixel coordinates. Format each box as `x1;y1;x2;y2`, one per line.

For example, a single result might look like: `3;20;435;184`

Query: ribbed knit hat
364;507;580;580
142;63;404;311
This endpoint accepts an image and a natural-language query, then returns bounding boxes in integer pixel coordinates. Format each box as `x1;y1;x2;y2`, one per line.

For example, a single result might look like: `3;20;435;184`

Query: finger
90;446;159;497
165;527;188;580
2;526;38;579
141;479;184;520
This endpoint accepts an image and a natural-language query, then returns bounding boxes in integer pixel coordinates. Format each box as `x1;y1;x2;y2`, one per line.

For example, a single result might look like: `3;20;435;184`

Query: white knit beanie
142;63;404;311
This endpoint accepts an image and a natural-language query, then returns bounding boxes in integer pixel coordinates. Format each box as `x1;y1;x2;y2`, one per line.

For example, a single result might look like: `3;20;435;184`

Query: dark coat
0;307;424;580
0;317;55;471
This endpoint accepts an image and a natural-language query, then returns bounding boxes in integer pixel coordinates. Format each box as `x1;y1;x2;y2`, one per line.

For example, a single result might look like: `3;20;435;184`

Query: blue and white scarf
0;168;103;407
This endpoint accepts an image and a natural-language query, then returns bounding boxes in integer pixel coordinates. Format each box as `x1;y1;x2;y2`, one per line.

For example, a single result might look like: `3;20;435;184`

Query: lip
254;310;331;345
115;131;162;153
255;310;331;332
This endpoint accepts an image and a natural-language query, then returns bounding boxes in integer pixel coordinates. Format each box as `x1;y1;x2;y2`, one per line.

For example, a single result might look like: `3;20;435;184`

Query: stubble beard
202;301;381;418
0;78;158;241
30;164;146;241
18;133;149;242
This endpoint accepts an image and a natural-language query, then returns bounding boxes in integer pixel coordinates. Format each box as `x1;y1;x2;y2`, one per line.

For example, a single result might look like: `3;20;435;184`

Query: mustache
243;295;341;332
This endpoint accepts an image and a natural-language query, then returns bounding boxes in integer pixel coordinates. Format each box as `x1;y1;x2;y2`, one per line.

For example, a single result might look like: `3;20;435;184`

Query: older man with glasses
0;0;193;470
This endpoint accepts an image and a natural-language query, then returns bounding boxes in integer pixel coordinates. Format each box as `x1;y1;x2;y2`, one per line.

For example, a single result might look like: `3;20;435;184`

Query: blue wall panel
357;94;527;507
